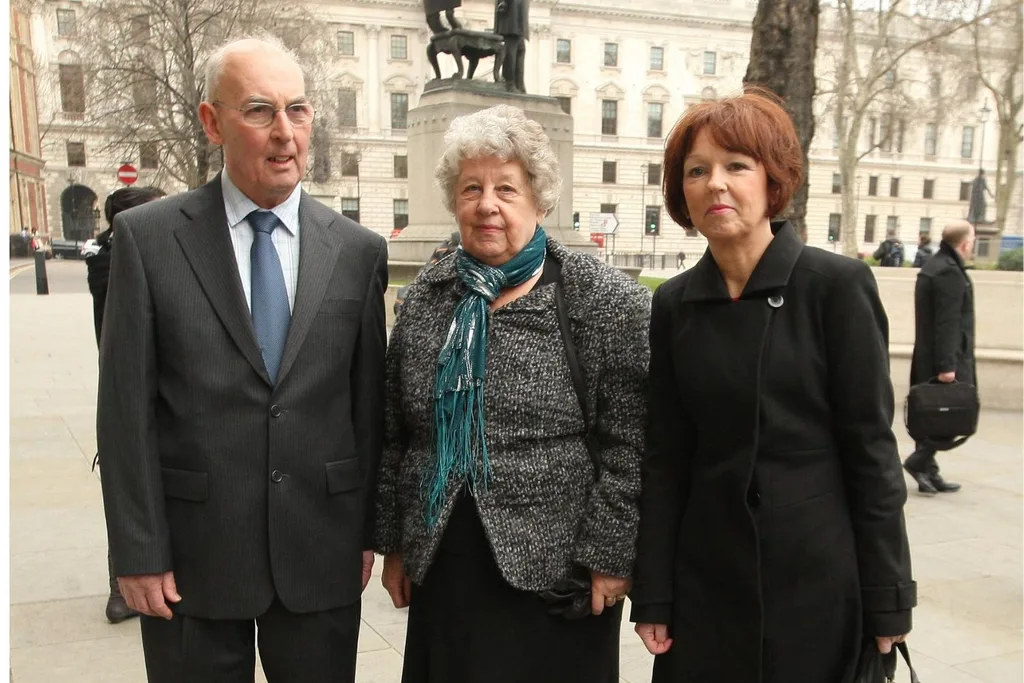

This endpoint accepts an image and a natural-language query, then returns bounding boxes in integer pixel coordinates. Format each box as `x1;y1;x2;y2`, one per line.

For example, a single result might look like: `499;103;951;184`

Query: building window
602;161;617;184
884;69;896;89
895;119;905;153
140;142;158;169
390;35;407;60
393;199;409;230
132;80;155;109
828;213;841;242
59;64;85;113
924;123;938;156
601;100;617;135
338;89;357;128
555;96;571;115
703;51;717;75
66;141;86;167
130;15;150;43
886;215;899;234
599;203;617;215
831;173;842;194
965;75;979;99
394;155;408;179
961;126;975;158
603;43;618;68
647;102;664;138
56;9;76;36
650;46;664;71
976;237;991;258
832;121;842;150
890;177;900;197
880;115;893;152
960;181;972;201
867;117;877;149
556;39;571;64
337;30;354;55
929;72;941;98
341;153;359;177
647;163;662;186
923;179;935;199
919;217;932;235
341;197;360;223
868;175;878;196
391;92;409;130
864;214;877;243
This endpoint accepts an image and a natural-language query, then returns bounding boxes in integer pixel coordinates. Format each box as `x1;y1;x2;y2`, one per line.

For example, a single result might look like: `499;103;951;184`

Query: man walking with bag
904;220;976;494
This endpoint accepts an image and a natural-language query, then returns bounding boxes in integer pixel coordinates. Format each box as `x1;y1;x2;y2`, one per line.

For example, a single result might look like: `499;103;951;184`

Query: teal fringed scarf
424;226;548;527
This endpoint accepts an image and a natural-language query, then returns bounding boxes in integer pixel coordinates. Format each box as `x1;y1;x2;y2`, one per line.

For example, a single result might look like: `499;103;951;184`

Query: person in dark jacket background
630;89;915;683
86;186;166;345
85;184;166;623
913;233;935;268
904;220;976;494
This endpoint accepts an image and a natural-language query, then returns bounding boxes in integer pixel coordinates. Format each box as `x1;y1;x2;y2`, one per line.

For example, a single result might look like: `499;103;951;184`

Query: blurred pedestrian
904;220;976;494
912;233;935;268
87;184;165;624
874;228;905;267
375;104;650;683
631;88;915;682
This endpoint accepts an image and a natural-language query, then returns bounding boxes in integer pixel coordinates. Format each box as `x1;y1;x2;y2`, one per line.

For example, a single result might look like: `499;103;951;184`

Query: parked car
50;239;87;260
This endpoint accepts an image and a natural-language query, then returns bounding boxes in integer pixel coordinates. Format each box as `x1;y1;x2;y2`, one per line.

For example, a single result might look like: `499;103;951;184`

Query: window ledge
553;61;573;67
602;65;621;72
647;69;665;76
387;58;412;65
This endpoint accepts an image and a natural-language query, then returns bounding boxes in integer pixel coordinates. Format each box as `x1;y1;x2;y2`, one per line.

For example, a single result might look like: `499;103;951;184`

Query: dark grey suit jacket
97;176;388;620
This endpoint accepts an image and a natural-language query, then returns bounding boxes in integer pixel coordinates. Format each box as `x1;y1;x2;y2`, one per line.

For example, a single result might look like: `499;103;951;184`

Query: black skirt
401;495;622;683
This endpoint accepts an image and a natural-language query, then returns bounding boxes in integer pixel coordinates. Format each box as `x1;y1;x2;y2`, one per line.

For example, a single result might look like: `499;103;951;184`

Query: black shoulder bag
536;264;603;620
904;378;979;451
854;641;921;683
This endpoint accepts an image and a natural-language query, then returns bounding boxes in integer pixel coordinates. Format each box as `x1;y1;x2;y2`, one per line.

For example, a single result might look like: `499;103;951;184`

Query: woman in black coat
630;90;916;682
86;185;164;623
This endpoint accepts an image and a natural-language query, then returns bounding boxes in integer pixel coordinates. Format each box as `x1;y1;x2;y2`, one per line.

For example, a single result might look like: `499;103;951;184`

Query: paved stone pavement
9;262;1023;682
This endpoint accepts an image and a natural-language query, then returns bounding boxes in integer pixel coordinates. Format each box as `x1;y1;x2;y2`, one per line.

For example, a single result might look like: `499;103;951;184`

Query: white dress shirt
221;171;302;313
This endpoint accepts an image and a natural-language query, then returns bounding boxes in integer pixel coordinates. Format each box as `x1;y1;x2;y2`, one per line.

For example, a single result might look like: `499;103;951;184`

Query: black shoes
903;463;938;494
929;474;962;493
903;461;962;495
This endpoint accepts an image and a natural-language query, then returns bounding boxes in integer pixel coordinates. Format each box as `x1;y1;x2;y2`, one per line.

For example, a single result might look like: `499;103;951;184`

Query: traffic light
645;211;660;236
572;211;581;230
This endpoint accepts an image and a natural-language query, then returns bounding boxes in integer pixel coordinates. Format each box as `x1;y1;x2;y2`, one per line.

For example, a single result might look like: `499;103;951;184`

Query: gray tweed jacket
373;238;651;591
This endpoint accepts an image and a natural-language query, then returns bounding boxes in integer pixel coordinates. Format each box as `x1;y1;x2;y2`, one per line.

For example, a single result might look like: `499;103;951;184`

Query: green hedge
997;248;1024;271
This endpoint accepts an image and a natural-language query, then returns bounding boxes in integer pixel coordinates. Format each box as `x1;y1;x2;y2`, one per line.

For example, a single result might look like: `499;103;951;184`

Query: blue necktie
248;210;290;383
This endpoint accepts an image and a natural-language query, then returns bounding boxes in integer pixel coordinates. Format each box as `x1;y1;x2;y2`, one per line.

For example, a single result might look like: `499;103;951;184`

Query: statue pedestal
391;80;596;264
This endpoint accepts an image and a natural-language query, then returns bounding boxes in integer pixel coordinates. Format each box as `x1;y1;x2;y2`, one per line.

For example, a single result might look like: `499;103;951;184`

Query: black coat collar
682;221;804;303
938;240;967;271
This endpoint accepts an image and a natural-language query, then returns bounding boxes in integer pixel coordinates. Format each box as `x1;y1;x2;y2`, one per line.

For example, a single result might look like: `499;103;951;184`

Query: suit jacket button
270;405;282;418
271;470;284;483
747;489;761;508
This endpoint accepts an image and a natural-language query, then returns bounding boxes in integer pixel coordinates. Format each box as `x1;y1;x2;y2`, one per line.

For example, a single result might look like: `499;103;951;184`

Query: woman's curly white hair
435;104;562;216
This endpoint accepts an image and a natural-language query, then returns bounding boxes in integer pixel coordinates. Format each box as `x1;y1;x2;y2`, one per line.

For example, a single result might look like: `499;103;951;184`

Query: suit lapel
174;176;272;385
276;193;343;384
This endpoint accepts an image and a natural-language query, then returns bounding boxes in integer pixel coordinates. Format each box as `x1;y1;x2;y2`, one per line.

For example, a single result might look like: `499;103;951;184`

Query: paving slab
8;269;1023;682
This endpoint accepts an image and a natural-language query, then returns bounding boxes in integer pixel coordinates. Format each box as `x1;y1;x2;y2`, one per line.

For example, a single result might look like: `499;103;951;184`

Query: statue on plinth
967;169;994;225
494;0;529;93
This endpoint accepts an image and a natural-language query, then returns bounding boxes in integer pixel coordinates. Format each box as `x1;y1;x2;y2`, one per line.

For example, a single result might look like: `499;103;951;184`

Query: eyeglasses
213;101;315;127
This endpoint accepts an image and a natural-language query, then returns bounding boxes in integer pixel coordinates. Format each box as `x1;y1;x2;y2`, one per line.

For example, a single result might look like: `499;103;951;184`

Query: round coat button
768;295;784;308
271;470;284;483
270;405;282;418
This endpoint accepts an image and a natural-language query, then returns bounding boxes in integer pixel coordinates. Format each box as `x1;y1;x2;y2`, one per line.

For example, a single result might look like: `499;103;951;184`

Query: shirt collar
221;170;301;236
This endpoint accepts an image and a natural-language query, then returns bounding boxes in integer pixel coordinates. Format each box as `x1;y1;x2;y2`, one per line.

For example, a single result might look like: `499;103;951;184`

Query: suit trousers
905;441;939;476
140;597;360;683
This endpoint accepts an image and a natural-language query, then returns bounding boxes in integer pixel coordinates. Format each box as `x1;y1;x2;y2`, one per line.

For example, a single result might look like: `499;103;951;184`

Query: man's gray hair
204;35;303;103
435;105;562;215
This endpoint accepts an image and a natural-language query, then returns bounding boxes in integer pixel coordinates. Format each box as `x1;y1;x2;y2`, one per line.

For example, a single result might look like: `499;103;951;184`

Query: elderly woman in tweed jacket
373;104;650;683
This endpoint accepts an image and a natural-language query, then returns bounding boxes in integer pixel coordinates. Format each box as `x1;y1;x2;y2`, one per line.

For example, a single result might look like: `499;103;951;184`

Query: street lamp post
978;101;991;173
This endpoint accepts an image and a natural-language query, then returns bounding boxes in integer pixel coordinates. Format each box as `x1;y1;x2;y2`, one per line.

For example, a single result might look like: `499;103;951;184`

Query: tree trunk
744;0;821;243
994;118;1020;239
839;113;863;258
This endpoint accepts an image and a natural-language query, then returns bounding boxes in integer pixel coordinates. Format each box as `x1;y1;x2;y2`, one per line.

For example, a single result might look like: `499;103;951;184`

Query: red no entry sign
117;164;139;185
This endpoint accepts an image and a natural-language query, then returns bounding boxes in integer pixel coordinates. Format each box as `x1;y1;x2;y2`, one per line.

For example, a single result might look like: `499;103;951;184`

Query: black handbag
904;378;979;451
536;269;600;620
854;641;920;683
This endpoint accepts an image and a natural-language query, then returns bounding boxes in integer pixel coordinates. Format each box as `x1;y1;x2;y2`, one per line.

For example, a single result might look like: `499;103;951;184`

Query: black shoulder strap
550;260;598;475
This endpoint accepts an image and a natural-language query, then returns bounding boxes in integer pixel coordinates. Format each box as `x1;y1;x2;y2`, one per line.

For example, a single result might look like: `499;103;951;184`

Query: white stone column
533;24;552;97
367;24;381;134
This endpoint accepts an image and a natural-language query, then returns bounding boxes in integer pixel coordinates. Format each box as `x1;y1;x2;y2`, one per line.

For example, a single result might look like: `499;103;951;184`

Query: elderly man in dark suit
97;36;387;683
904;220;976;494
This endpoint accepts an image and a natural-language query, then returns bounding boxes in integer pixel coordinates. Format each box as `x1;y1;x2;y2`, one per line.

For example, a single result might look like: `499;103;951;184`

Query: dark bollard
34;251;49;295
